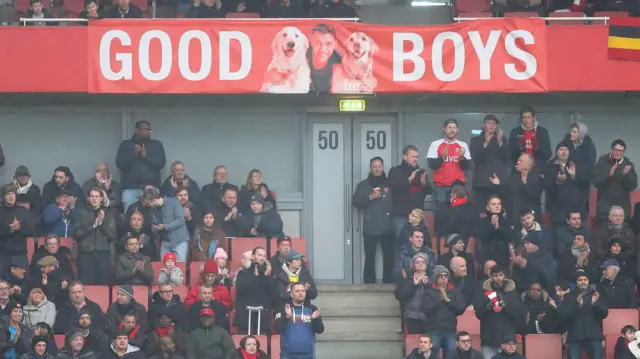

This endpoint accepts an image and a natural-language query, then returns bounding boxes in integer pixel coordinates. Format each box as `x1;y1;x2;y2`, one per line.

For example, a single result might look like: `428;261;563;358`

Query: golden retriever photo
260;26;311;94
331;31;379;94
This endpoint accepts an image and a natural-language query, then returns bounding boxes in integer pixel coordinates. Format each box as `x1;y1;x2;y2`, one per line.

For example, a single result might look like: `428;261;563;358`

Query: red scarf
240;348;258;359
155;324;174;337
450;197;468;208
119;323;140;339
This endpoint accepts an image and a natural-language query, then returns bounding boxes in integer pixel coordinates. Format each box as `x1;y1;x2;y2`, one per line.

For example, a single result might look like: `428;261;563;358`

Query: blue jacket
160;175;201;204
237;208;283;238
42;204;76;237
394;242;436;282
153;197;189;247
275;299;324;359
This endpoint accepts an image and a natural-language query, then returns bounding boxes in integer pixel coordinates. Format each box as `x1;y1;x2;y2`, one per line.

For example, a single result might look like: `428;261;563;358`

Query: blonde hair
411;208;425;221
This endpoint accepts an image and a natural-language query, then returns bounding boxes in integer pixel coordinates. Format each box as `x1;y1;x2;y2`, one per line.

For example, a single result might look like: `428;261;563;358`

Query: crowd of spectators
0;119;324;359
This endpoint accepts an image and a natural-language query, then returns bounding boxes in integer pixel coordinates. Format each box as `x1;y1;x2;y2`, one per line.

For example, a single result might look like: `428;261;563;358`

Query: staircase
313;284;403;359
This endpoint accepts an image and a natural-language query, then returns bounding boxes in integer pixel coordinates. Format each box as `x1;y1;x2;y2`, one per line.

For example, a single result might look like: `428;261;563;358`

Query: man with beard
510;231;556;294
11;166;42;215
352;157;394;284
475;265;522;359
116;120;166;212
186;285;228;333
558;232;604;283
519;282;556;335
233;247;273;334
42;167;84;207
557;271;608;359
0;185;34;278
106;286;148;337
160;161;200;203
76;309;110;359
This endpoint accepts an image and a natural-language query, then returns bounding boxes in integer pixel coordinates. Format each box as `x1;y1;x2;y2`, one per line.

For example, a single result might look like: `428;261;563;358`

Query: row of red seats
53;334;283;358
405;308;640;359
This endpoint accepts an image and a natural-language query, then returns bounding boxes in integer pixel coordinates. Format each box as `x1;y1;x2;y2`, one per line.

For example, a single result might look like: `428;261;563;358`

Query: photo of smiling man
307;23;343;93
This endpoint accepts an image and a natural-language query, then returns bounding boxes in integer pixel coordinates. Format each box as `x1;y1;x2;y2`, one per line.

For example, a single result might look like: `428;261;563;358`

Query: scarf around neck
282;263;301;279
240;348;258;359
451;197;468;208
608;223;623;238
13;179;33;195
155;324;174;337
196;227;219;259
571;244;590;268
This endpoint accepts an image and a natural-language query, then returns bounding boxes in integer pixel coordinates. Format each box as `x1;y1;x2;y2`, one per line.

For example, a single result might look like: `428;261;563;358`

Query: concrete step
316;341;403;359
314;285;400;317
317;284;395;292
318;316;402;342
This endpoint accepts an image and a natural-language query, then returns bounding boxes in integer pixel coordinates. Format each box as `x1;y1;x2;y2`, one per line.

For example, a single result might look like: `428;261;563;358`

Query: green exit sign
339;100;366;112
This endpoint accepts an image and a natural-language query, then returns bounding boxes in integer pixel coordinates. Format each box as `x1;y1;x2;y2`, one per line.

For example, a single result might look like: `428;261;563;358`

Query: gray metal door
307;114;396;284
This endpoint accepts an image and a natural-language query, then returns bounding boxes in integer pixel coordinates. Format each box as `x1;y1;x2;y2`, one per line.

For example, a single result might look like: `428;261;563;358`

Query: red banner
88;19;548;94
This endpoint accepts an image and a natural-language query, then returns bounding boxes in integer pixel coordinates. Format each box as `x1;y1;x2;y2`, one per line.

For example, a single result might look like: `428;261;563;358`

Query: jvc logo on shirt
444;156;460;162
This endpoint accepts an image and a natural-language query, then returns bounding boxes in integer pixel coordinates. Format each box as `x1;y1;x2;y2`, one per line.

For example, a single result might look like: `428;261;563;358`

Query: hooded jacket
474;279;523;347
12;181;43;216
518;289;555;335
508;121;552;171
274;265;317;303
394;243;436;282
233;263;274;331
147;293;186;332
23;299;56;329
557;289;608;343
0;203;34;255
352;174;393;237
114;252;153;286
116;135;166;189
186;323;235;359
156;267;183;288
72;205;117;253
160;176;200;204
387;160;434;217
238;185;277;215
236;207;283;238
106;300;148;337
564;124;597;179
592;154;638;220
274;299;324;359
42;172;84;207
421;282;466;334
470;131;510;189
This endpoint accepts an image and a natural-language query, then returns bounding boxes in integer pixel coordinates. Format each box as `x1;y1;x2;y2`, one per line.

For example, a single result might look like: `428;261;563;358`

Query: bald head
484;260;496;277
450;257;467;277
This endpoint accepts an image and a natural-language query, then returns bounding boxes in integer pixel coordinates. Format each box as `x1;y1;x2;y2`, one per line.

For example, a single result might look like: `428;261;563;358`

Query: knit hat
2;184;16;196
524;231;543;248
10;256;28;269
6;301;22;314
502;334;517;344
118;285;134;299
163;252;177;263
556;140;571;153
433;265;450;278
67;332;84;345
446;233;464;247
609;237;623;249
251;194;265;205
203;260;218;274
574;269;589;281
242;250;253;259
213;248;228;260
31;336;47;350
277;236;292;247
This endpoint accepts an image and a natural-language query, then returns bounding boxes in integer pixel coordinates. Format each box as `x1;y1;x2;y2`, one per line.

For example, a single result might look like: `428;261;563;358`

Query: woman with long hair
190;212;227;262
238;169;276;214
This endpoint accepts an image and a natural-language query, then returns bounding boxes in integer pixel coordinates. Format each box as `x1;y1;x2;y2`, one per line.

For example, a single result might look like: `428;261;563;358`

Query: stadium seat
547;11;586;26
232;335;268;350
62;0;84;17
189;261;204;286
504;12;540;17
457;309;481;335
150;285;188;302
525;334;562;359
471;334;481;351
269;237;307;258
605;333;619;359
54;334;65;349
231;286;236;304
455;0;490;13
271;335;280;359
151;261;186;285
603;309;639;335
631;190;640;216
29;237;74;262
83;286;110;313
424;211;435;237
457;11;492;18
129;0;148;14
26;237;38;263
111;285;149;309
225;12;260;18
229;310;238;334
229;237;267;273
405;334;420;356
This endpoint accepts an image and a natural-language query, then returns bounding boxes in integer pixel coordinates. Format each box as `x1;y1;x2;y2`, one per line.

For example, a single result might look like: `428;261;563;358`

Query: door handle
345;184;350;232
355;209;360;232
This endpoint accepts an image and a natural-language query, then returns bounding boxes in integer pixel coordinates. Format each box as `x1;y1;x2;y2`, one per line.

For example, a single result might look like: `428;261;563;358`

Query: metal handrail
454;16;611;24
19;17;359;25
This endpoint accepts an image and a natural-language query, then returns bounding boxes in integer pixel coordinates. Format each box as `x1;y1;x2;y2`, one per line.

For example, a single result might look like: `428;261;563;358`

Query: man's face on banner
311;32;337;66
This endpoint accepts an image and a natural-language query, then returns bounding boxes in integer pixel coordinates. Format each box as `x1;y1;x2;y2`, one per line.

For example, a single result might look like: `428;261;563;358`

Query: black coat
406;347;440;359
474;279;523;347
518;290;556;334
0;204;34;255
144;329;188;358
198;183;237;214
29;246;74;281
387;161;433;217
116;136;166;189
592;154;638;220
84;329;110;359
233;264;274;331
470;132;510;190
544;159;588;224
54;299;106;334
0;323;33;358
106;301;148;337
508;124;552;171
212;204;239;238
511;248;556;294
435;202;475;240
147;293;186;331
557;248;604;284
238;185;276;215
503;171;543;227
558;290;608;343
437;251;476;281
13;184;43;216
421;283;466;334
186;301;228;333
475;210;515;267
274;267;317;303
352;176;393;237
599;275;637;309
450;274;482;308
42;179;84;208
28;267;70;307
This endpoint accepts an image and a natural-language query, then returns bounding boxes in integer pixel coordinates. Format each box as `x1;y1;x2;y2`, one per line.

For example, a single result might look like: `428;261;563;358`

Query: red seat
150;285;188;302
456;0;490;13
231;286;236;304
457;309;481;335
62;0;84;17
593;11;628;25
471;334;481;351
269;237;307;258
405;334;420;356
630;190;640;217
189;261;204;286
271;335;280;359
230;238;267;273
129;0;148;14
504;12;540;17
548;11;586;26
232;335;268;350
604;309;639;335
229;310;239;335
605;333;619;359
525;334;562;359
54;334;65;349
83;285;110;313
457;11;492;18
424;211;435;237
225;12;260;18
151;261;187;285
37;236;73;248
111;285;149;309
541;212;550;227
26;237;38;263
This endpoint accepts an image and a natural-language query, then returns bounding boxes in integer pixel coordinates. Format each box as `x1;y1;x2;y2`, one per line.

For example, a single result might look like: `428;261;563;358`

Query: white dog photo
331;31;379;94
260;26;311;94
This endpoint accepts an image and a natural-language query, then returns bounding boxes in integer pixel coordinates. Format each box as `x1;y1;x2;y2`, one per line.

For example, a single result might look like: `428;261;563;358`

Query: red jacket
184;281;233;310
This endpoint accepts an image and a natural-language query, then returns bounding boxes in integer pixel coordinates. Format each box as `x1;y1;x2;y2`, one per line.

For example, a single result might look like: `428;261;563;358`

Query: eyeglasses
459;340;471;344
159;290;173;294
0;287;9;291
